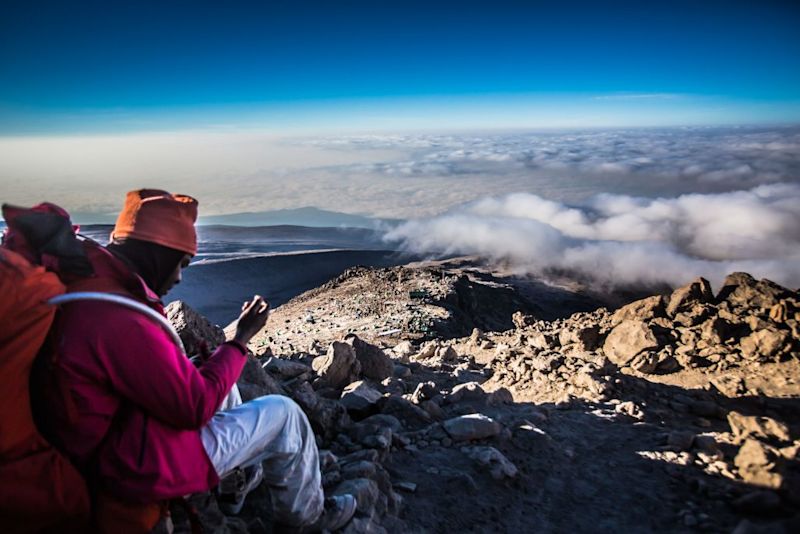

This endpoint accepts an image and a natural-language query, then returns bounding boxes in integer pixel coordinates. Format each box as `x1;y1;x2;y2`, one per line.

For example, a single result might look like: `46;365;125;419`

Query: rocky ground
165;261;800;533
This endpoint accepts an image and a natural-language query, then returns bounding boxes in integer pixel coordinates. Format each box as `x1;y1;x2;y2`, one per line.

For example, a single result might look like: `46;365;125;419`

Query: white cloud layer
384;183;800;290
1;126;799;221
311;126;800;192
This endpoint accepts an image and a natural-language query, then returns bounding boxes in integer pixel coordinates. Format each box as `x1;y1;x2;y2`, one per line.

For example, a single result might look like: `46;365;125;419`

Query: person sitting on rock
33;189;356;532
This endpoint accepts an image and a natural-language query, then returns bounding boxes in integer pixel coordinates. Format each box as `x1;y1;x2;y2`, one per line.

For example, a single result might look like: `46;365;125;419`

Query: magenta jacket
39;242;246;503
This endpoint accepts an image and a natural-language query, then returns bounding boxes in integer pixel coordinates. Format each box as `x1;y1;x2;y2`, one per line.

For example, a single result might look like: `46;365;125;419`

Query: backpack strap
47;292;186;355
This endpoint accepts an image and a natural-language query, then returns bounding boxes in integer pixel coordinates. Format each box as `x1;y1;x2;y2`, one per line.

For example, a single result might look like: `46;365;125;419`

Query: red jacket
38;242;246;503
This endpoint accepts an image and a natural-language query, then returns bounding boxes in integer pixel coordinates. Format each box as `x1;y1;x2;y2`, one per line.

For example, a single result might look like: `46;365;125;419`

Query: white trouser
201;386;325;526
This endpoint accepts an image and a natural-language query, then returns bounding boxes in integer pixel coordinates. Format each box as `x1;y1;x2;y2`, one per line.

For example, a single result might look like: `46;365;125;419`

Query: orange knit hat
110;189;199;255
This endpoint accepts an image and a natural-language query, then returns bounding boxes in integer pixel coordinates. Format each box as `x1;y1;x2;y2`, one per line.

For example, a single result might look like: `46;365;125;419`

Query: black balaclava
106;237;186;295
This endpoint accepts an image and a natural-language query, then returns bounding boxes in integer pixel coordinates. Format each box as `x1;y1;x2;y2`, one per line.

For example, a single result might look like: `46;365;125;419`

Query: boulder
443;414;502;441
381;396;432;428
340;381;383;417
603;320;660;367
734;439;783;489
313;342;361;389
290;382;351;442
263;357;312;379
666;278;714;317
345;334;394;381
237;355;285;401
165;300;225;356
718;272;791;311
739;328;790;361
728;412;791;445
611;295;666;325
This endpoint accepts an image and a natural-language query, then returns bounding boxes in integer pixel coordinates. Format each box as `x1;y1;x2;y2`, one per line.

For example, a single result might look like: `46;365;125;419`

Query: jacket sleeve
93;305;247;430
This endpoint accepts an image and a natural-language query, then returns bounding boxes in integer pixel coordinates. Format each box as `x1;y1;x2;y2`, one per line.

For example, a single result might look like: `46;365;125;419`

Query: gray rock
393;481;417;493
340;381;383;416
462;446;518;479
410;381;438;404
358;414;403;433
393;364;412;379
237;355;285;401
345;334;394;381
443;414;502;441
165;300;225;356
487;387;514;406
263;356;311;379
341;460;378;480
603;320;660;367
313;342;361;389
381;396;432;428
447;382;488;403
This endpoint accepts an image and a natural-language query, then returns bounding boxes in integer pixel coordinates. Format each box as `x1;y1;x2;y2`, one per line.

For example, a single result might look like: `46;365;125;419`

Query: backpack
1;203;197;534
0;203;92;532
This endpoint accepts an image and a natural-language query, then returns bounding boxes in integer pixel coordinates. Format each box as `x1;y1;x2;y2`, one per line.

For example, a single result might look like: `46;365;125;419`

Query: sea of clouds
384;182;800;290
3;126;799;289
305;126;800;289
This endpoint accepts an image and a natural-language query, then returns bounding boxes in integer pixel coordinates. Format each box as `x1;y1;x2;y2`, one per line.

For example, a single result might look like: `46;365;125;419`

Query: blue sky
1;0;799;133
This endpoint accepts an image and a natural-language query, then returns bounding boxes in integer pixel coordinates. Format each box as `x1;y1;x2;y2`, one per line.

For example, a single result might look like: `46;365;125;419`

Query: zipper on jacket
138;415;148;468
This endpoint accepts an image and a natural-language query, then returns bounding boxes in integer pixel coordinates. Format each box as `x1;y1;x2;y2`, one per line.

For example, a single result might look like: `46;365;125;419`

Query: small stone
410;381;438;405
463;446;518;479
393;481;417;493
615;401;644;420
447;382;488;403
443;414;502;441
